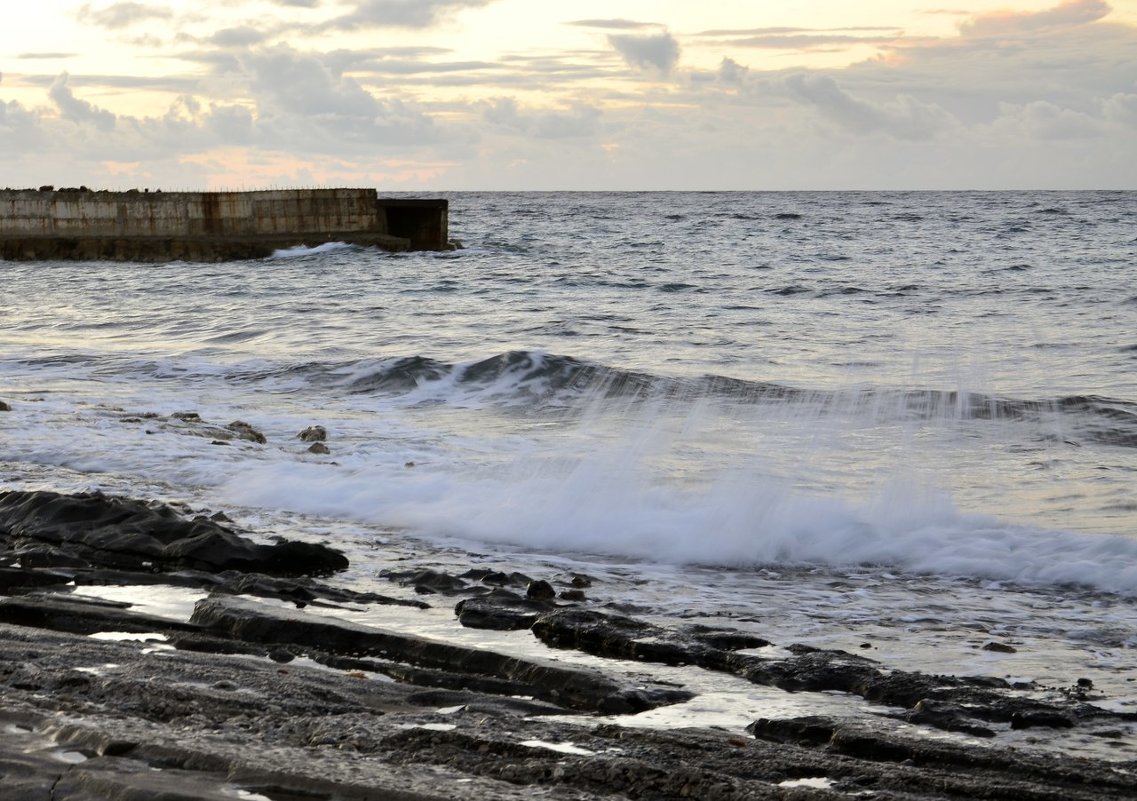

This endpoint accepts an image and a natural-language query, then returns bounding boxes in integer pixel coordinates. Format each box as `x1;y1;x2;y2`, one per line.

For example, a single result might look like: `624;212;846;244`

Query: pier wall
0;188;449;261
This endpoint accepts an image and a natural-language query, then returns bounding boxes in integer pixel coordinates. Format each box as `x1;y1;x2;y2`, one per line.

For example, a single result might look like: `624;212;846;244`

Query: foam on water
270;242;355;258
221;445;1137;596
4;341;1136;597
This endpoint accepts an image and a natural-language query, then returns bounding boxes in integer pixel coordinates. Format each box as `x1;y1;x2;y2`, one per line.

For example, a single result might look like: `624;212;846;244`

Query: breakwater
0;187;449;261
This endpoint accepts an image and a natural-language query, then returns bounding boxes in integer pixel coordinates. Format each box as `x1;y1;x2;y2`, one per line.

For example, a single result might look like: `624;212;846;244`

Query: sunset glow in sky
1;0;1135;189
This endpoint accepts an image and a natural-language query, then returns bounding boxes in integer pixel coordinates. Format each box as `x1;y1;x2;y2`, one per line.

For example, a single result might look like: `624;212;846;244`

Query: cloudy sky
1;0;1134;189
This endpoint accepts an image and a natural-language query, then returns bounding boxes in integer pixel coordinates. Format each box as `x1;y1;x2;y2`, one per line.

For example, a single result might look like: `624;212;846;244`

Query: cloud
4;0;1136;189
21;73;199;92
781;74;957;140
325;0;497;30
993;100;1104;139
49;73;117;131
77;2;172;29
232;47;441;149
718;57;749;85
211;27;273;48
698;26;900;36
960;0;1110;37
18;53;79;60
568;19;660;31
719;33;905;50
609;32;680;74
1103;92;1137;126
482;97;601;138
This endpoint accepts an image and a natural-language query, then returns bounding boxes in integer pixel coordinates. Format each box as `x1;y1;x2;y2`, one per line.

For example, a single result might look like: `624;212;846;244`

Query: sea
3;191;1136;756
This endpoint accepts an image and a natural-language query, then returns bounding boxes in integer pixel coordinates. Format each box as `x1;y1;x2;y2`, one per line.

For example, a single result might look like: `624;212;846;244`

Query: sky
0;0;1134;190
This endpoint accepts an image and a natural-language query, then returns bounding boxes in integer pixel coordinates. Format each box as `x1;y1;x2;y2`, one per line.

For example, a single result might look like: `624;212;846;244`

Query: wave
9;347;1137;449
271;242;357;258
224;454;1137;597
242;350;1137;448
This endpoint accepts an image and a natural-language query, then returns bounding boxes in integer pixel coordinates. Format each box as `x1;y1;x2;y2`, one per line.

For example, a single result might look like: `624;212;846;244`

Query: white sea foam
221;438;1137;596
270;242;354;258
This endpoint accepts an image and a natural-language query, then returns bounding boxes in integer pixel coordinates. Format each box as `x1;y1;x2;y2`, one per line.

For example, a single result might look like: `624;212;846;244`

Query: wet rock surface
0;489;347;576
1;489;1135;800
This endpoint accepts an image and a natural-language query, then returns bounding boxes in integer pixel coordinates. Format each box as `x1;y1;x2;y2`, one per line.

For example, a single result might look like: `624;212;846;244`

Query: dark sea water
2;191;1136;754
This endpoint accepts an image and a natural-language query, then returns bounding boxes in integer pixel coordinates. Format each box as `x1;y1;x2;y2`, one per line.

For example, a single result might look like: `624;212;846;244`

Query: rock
907;698;996;738
0;567;76;594
983;641;1018;653
0;400;10;411
172;411;201;422
0;490;347;577
297;426;327;442
558;589;586;602
534;607;769;668
226;420;266;444
1010;710;1075;730
307;442;330;455
455;589;553;631
190;594;689;714
526;580;556;601
0;592;202;637
383;569;469;594
532;606;1116;738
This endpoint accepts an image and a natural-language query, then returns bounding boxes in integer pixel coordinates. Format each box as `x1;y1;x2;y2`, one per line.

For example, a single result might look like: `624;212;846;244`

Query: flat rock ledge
1;488;1135;800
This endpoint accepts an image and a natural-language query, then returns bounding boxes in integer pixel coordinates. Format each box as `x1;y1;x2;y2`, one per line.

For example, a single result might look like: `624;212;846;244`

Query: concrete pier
0;188;449;262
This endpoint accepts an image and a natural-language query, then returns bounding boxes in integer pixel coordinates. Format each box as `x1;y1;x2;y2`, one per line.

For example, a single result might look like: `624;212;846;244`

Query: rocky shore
1;488;1134;800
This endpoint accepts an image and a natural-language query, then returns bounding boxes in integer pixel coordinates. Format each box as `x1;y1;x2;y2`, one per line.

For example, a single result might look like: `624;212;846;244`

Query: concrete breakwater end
0;187;449;262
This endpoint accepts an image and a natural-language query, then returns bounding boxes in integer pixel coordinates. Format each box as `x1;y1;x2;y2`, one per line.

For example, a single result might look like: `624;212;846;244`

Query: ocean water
3;191;1137;751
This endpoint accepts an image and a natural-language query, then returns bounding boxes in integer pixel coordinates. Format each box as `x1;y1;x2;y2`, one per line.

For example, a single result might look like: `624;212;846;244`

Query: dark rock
0;567;76;593
307;442;330;455
172;411;201;422
569;573;593;588
558;589;586;602
526;579;556;601
1010;710;1075;730
226;420;266;444
533;606;1119;738
455;590;553;631
684;624;771;651
534;608;768;668
747;716;835;747
268;648;296;663
13;546;90;569
297;426;327;442
461;568;510;586
906;698;997;738
190;594;689;714
983;641;1018;653
0;619;1134;801
0;400;10;412
0;592;202;637
0;490;347;577
383;568;468;594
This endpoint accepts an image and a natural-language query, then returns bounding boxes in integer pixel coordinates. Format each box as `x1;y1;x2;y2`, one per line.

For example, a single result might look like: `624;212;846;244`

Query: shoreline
2;488;1135;800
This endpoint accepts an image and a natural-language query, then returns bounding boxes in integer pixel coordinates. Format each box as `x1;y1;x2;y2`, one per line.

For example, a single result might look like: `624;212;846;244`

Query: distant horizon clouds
0;0;1134;189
